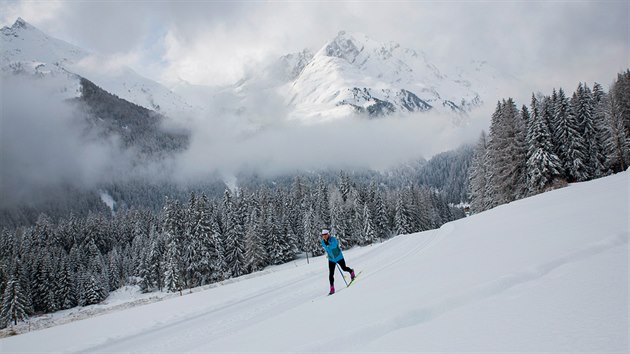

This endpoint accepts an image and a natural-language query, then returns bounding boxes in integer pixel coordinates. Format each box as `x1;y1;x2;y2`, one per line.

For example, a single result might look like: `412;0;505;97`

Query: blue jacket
320;236;344;263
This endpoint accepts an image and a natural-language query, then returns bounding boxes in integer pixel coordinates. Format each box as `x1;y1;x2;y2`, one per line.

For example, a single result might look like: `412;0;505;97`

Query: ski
327;271;362;296
346;271;362;287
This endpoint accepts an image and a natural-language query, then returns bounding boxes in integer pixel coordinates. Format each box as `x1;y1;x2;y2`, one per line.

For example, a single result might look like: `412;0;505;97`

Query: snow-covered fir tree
361;203;377;245
302;206;322;258
486;99;527;205
469;131;489;213
224;194;247;277
56;258;76;310
394;189;413;235
372;190;390;240
207;210;228;283
1;277;29;328
566;86;591;182
244;195;267;272
146;226;165;291
469;72;628;213
603;84;630;172
526;95;564;194
163;235;183;294
0;259;30;328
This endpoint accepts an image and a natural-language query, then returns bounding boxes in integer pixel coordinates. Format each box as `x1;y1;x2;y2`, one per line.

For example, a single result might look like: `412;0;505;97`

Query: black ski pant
329;259;353;286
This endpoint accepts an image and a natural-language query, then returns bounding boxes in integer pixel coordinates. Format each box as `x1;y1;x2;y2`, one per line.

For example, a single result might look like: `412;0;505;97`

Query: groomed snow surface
2;171;628;353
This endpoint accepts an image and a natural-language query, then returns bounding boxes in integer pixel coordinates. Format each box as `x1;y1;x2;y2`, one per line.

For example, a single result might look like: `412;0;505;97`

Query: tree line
469;70;630;213
0;173;463;328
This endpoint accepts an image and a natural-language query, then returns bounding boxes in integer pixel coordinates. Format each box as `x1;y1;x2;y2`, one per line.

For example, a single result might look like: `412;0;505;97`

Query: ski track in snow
73;225;452;353
313;231;628;351
78;271;320;353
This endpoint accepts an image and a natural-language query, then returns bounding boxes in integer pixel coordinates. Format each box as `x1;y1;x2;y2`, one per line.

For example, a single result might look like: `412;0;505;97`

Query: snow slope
1;171;627;352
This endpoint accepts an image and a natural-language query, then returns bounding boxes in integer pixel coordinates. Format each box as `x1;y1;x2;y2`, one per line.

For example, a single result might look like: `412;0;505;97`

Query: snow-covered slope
1;18;194;118
2;171;627;352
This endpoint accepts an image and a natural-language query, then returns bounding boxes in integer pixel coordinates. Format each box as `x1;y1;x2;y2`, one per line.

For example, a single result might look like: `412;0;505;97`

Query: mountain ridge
2;18;508;124
1;18;195;119
243;30;504;121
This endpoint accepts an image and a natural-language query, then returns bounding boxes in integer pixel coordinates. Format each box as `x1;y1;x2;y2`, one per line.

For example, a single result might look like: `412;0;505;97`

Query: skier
320;229;355;295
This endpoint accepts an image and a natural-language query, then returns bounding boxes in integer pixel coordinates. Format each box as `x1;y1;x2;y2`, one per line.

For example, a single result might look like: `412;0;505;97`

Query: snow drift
1;171;627;352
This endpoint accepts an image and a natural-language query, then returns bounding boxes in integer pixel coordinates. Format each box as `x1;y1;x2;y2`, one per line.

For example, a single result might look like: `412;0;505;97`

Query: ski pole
336;263;348;286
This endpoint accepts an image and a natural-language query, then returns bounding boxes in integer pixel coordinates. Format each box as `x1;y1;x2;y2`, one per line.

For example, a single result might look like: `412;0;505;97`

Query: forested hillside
0;170;464;325
469;70;629;213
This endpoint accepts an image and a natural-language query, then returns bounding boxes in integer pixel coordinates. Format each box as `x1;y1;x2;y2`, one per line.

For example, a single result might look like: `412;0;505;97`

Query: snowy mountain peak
1;17;33;33
3;17;32;36
10;17;28;30
1;17;195;118
283;30;494;121
320;30;368;63
2;17;61;45
278;48;314;81
1;17;89;65
318;30;407;70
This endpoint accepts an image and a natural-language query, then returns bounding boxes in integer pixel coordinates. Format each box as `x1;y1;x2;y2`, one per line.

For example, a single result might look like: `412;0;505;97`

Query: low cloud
0;76;135;206
172;100;491;183
1;69;489;208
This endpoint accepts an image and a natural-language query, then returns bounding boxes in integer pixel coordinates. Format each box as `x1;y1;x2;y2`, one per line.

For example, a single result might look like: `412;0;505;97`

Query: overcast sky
1;0;627;94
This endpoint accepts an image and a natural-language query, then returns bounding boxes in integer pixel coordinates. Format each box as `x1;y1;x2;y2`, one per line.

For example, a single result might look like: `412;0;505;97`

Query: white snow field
2;171;628;353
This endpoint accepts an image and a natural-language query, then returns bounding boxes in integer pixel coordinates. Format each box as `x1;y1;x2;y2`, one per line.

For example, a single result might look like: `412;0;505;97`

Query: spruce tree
579;84;605;178
610;70;630;145
302;206;321;258
1;260;29;328
485;101;504;207
514;105;530;199
1;278;29;327
148;228;165;291
352;196;365;244
163;236;183;293
553;88;571;176
207;215;227;283
362;203;377;245
265;206;285;266
339;172;352;203
224;195;246;277
315;177;331;227
82;272;106;305
394;189;413;235
182;236;201;288
193;194;213;285
57;259;77;309
372;191;390;239
34;253;55;313
469;131;489;213
107;248;123;291
589;83;610;177
566;86;591;182
244;205;267;272
603;89;629;172
526;95;564;194
282;218;299;263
